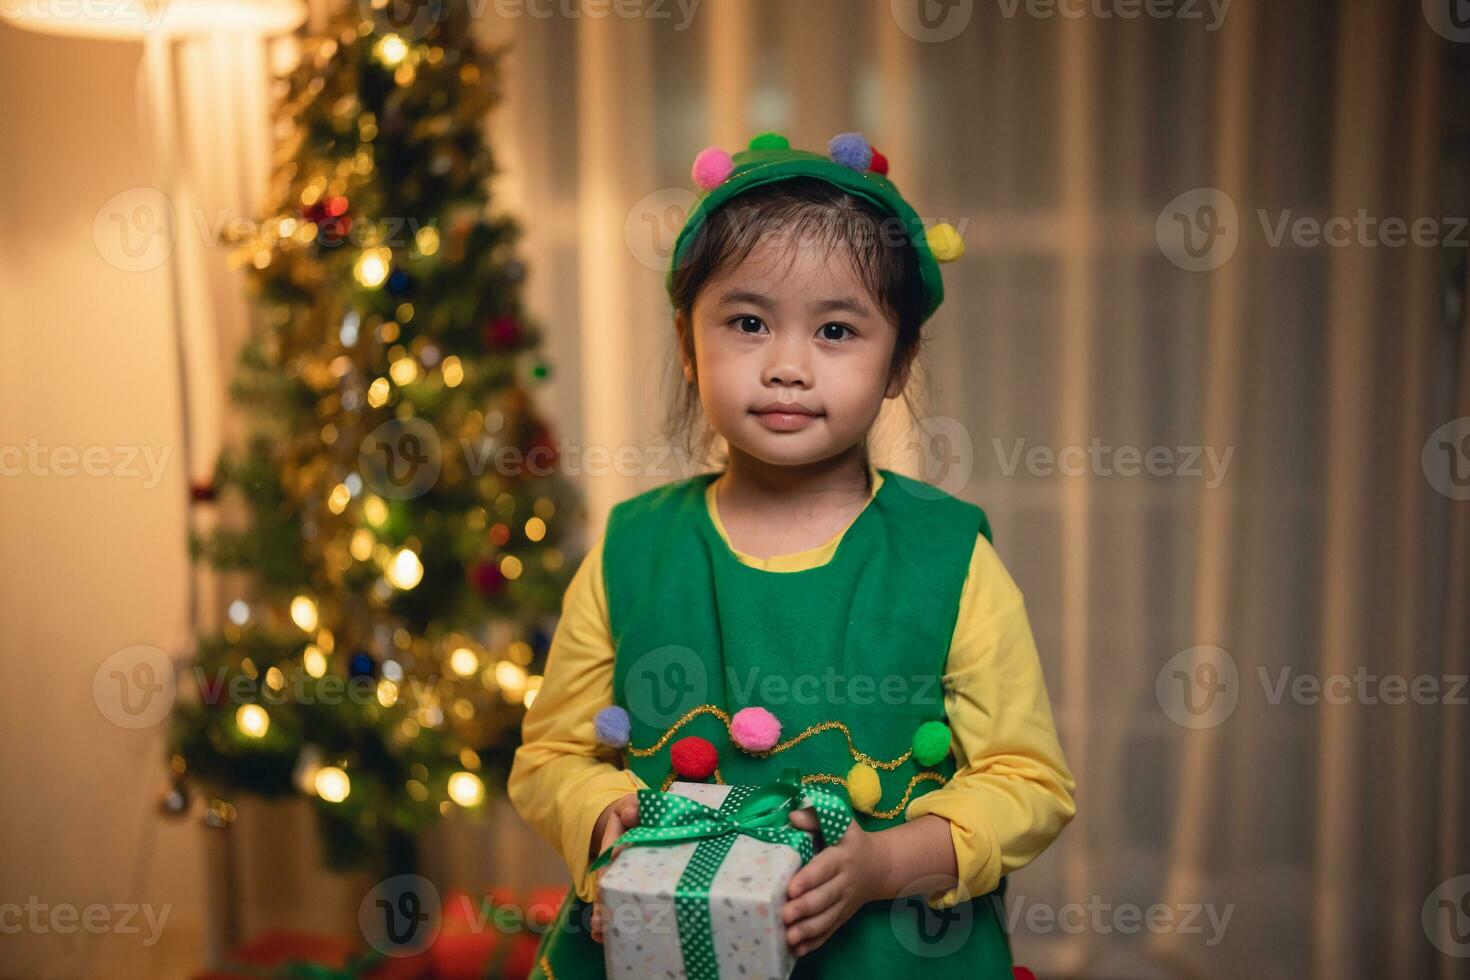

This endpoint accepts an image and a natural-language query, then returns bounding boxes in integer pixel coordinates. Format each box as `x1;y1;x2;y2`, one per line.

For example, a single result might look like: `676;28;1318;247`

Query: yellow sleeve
507;532;650;903
903;531;1077;909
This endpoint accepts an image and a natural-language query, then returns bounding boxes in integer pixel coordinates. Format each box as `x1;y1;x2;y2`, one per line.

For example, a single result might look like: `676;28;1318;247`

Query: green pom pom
748;132;790;151
912;721;952;766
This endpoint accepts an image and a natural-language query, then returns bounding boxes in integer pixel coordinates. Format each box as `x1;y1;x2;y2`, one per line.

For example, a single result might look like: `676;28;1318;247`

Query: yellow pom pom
926;222;965;263
846;763;881;815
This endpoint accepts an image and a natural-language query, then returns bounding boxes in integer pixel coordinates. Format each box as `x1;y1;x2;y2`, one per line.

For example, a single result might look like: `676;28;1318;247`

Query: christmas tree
167;0;581;873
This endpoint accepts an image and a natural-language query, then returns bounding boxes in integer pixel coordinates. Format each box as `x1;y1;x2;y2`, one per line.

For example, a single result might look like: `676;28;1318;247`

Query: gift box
593;767;852;980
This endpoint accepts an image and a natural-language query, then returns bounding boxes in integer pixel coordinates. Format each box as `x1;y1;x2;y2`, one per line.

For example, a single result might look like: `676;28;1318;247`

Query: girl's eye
820;322;854;342
730;315;766;334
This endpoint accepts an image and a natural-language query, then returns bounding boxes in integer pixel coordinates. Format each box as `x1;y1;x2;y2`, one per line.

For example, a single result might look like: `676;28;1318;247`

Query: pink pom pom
730;706;781;753
691;147;734;190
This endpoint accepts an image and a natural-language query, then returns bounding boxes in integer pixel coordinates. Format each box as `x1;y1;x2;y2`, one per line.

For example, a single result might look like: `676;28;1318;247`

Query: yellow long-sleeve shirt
507;464;1076;910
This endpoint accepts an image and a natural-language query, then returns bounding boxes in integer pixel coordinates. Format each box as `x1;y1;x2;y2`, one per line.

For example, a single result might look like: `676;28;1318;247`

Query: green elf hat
668;131;965;324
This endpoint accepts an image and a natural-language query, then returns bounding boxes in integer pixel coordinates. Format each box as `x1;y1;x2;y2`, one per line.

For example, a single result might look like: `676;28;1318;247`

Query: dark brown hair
663;176;931;468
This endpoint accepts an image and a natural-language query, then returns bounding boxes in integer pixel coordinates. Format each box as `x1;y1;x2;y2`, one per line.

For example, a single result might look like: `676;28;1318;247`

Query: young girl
509;132;1075;979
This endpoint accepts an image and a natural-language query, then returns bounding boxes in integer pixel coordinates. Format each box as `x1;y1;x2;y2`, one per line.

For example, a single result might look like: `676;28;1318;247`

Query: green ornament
529;360;550;381
747;132;789;151
911;720;952;766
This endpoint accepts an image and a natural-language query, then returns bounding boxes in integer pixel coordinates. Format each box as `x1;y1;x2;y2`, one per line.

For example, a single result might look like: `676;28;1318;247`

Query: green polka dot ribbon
588;766;852;979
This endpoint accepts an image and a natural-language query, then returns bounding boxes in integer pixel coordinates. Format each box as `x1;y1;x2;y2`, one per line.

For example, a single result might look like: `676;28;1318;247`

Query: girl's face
680;234;909;469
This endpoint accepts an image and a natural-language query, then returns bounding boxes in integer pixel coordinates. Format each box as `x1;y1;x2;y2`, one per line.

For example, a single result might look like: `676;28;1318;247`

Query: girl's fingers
787;901;843;951
784;873;845;929
787;808;818;831
786;852;840;903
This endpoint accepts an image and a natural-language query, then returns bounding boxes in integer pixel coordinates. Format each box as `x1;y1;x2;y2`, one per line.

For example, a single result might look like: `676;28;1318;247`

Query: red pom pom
869;148;889;175
670;735;718;779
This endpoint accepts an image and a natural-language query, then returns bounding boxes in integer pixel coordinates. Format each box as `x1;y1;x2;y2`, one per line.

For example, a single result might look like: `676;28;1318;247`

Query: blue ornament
827;132;873;171
387;269;410;294
348;650;377;678
528;626;552;658
593;705;631;748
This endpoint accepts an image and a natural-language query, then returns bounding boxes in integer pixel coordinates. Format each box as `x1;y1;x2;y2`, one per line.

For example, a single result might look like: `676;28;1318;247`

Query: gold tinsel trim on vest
626;703;916;770
635;704;951;819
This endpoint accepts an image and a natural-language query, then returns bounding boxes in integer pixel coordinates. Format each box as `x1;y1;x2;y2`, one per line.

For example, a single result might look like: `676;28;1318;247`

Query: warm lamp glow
0;0;305;39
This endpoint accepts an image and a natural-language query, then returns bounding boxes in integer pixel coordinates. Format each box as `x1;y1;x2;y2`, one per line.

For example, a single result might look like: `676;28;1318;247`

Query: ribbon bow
589;767;853;979
588;766;851;872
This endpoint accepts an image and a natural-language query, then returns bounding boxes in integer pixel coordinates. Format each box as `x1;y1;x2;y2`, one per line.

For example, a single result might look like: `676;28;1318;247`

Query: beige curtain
472;1;1470;978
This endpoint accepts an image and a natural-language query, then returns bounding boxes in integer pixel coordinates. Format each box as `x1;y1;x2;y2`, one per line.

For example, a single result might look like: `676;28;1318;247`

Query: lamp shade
0;0;305;39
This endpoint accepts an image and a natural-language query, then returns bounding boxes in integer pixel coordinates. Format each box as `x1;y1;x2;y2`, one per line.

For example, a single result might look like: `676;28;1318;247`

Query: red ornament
869;148;889;175
301;198;351;245
483;313;522;349
526;423;559;471
1012;969;1037;980
670;735;718;780
469;560;506;597
189;480;217;503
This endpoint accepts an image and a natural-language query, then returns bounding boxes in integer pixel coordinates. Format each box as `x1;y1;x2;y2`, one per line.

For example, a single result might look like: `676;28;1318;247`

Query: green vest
529;469;1014;979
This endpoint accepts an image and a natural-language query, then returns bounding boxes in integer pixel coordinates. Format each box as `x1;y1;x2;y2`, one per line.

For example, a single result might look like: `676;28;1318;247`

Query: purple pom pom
594;705;631;748
828;132;872;171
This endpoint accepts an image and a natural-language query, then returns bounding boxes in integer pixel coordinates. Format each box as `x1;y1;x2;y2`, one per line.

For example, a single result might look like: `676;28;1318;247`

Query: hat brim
666;149;944;323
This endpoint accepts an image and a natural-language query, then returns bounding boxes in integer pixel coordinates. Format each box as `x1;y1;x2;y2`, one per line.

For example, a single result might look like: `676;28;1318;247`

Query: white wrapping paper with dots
598;780;813;980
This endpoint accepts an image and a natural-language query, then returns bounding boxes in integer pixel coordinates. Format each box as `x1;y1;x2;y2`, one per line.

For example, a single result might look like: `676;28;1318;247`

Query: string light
354;247;391;288
448;647;478;678
290;596;319;632
315;766;350;803
373;33;408;67
441;356;463;388
389;356;419;386
236;704;270;738
303;645;328;678
448;771;485;807
387;548;423;589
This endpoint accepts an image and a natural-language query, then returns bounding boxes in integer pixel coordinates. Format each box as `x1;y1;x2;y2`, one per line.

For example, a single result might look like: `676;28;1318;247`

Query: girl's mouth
750;409;822;432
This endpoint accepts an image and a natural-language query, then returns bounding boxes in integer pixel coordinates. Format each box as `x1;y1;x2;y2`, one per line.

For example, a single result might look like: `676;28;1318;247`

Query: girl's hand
588;792;640;944
782;807;887;957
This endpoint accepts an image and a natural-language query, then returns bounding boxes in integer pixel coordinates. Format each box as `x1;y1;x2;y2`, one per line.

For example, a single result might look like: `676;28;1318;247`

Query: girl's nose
764;329;811;387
